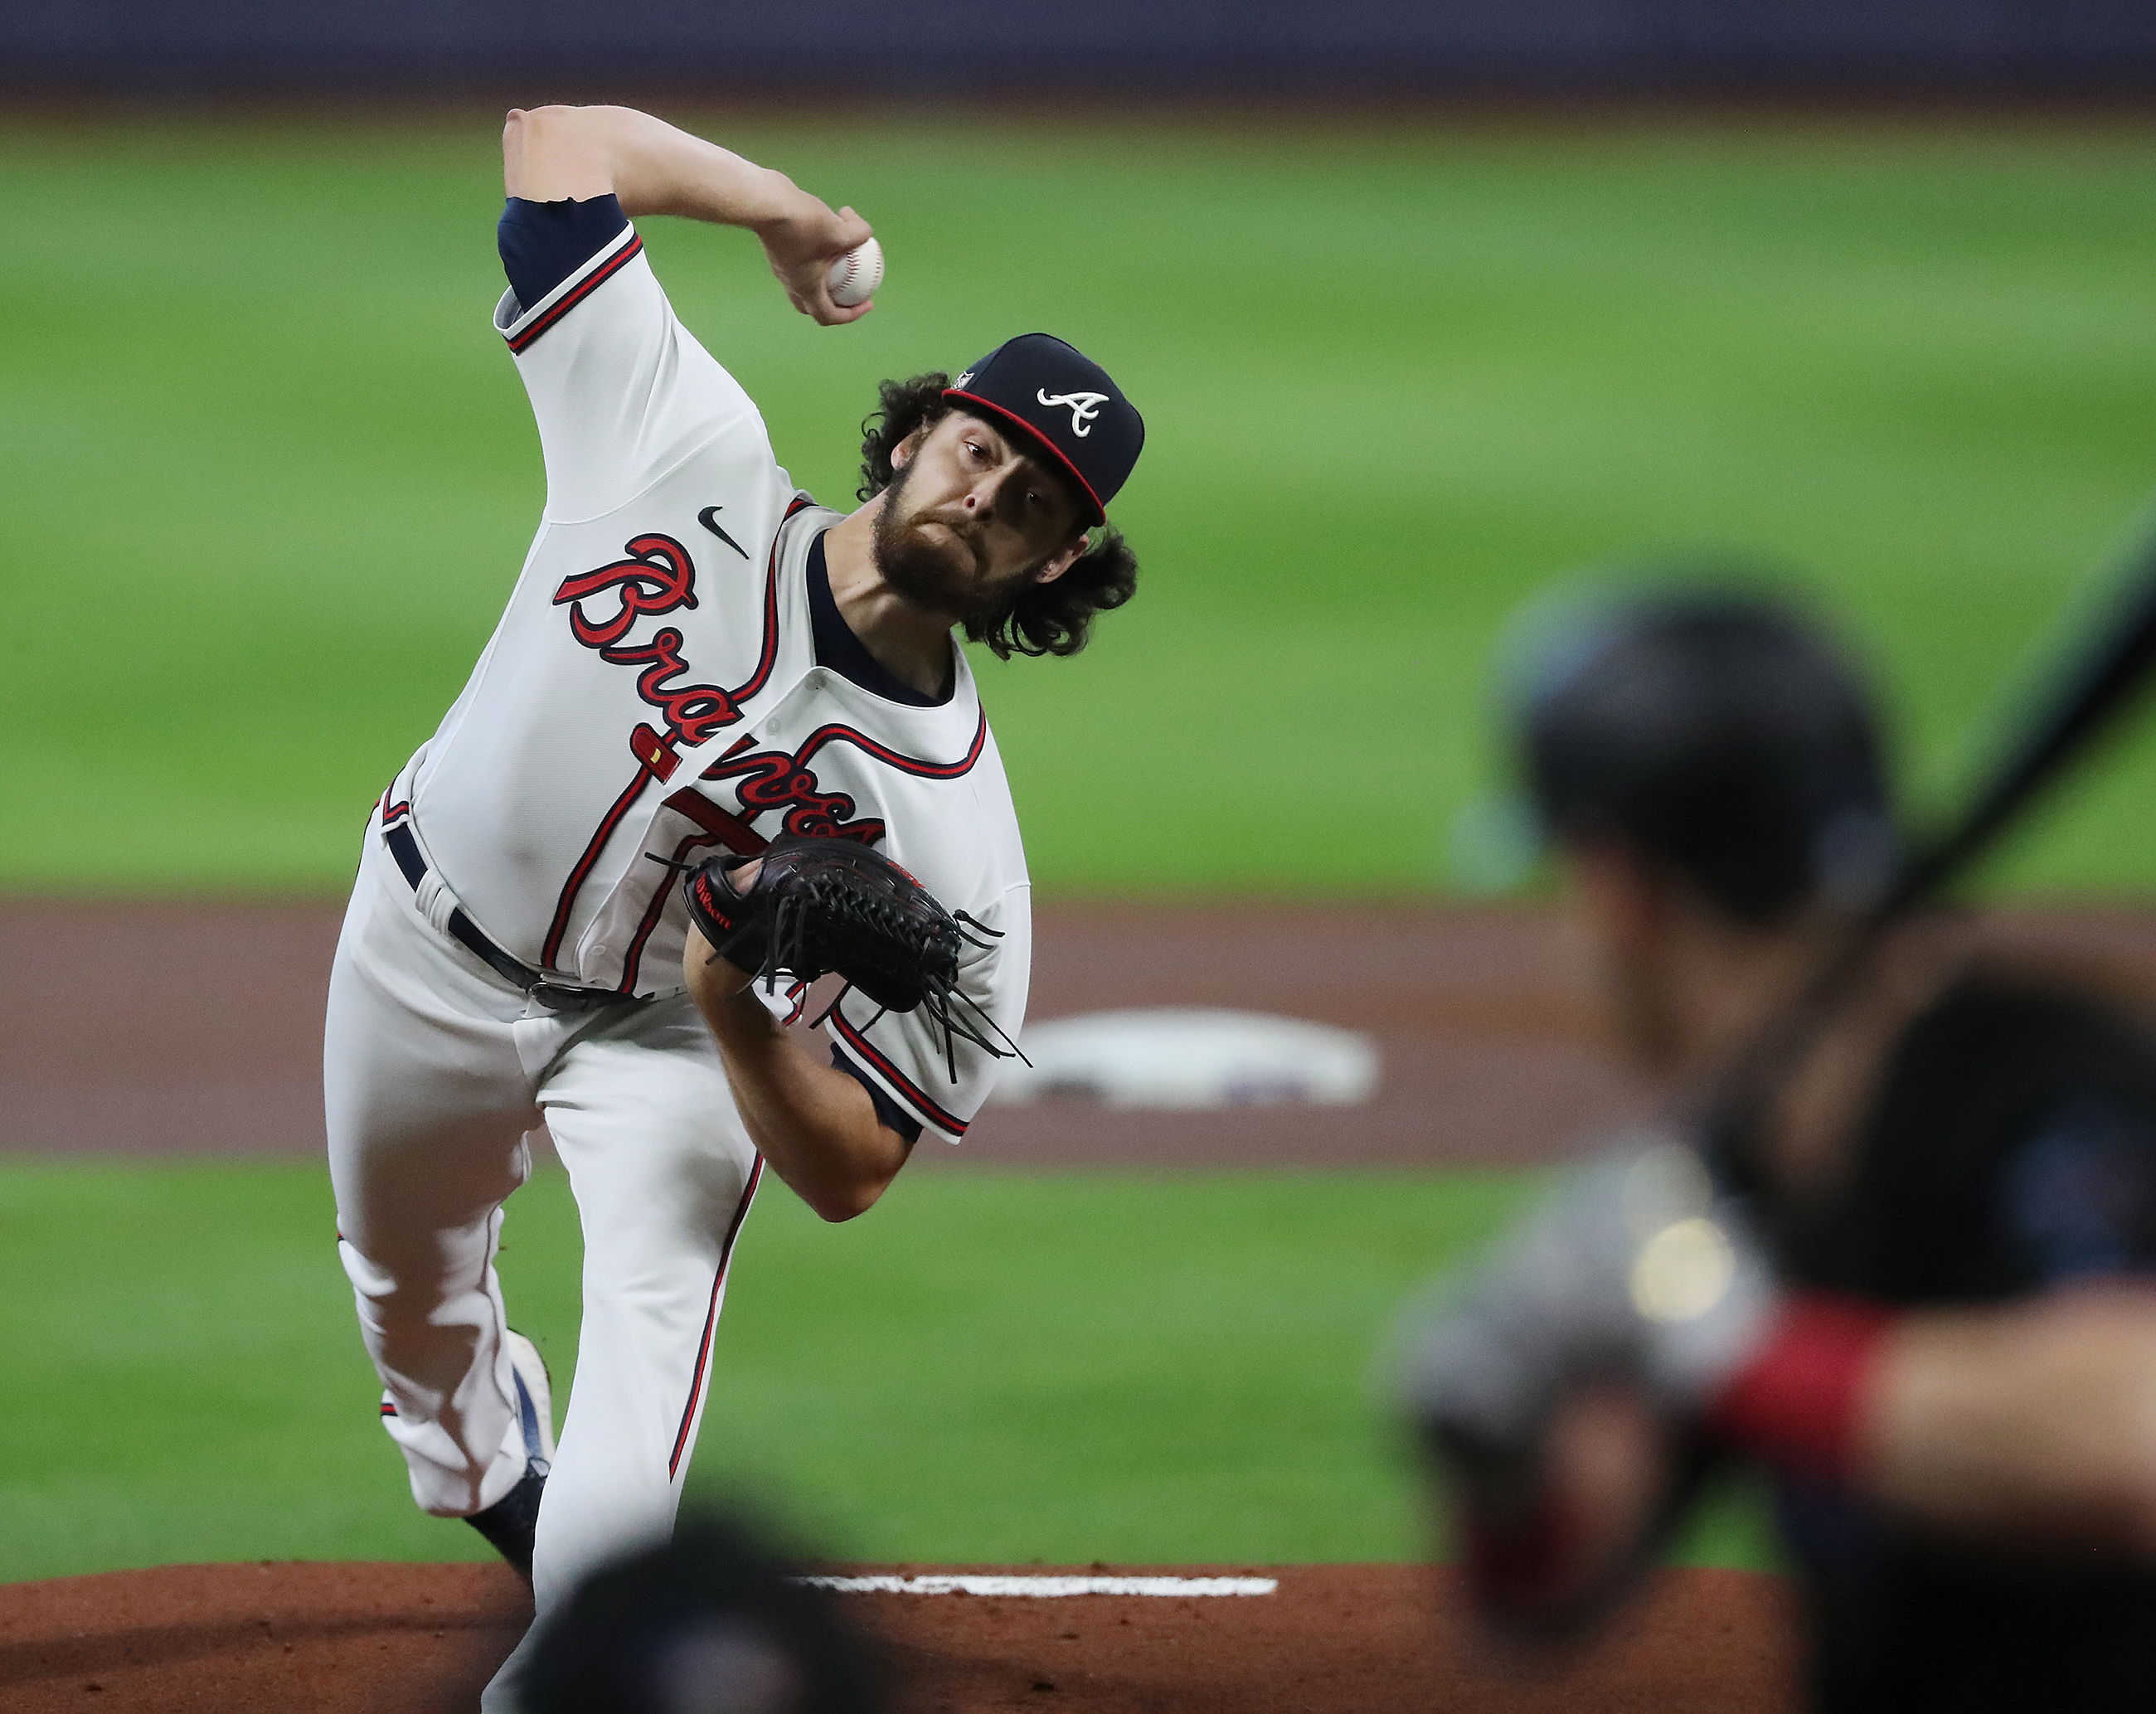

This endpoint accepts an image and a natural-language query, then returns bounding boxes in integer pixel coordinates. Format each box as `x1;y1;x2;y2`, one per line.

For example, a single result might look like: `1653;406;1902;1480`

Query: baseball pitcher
323;104;1144;1710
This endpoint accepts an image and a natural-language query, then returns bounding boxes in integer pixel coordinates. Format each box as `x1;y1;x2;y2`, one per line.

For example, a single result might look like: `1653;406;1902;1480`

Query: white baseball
826;237;883;308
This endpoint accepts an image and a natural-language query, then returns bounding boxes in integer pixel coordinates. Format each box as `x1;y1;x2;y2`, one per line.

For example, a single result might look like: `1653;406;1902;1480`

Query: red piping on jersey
830;1007;970;1137
795;706;990;779
723;499;810;710
542;759;664;969
669;1157;764;1479
540;505;802;968
504;233;644;354
615;827;726;993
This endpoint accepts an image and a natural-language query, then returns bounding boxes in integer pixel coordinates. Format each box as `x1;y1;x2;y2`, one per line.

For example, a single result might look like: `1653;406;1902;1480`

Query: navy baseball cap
944;333;1144;527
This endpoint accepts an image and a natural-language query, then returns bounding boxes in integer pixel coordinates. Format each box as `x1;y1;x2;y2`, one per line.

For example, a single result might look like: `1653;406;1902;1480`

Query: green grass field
0;1158;1775;1580
5;114;2156;896
6;112;2150;1586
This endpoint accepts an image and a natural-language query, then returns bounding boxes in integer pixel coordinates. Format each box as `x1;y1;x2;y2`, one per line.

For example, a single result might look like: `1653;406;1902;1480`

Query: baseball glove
677;836;1022;1077
1397;1134;1773;1634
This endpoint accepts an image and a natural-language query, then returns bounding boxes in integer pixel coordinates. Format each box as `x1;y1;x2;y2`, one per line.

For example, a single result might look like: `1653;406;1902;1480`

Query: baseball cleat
465;1329;555;1583
467;1463;546;1585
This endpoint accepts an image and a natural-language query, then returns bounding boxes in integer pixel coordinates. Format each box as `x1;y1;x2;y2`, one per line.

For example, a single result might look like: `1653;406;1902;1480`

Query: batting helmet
1508;583;1897;924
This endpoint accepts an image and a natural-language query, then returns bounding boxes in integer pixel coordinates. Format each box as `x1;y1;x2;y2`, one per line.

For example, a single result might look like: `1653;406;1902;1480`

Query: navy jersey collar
806;532;953;709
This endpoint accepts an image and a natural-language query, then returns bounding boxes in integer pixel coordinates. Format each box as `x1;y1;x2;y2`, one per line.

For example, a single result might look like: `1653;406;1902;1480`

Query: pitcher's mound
0;1561;1798;1712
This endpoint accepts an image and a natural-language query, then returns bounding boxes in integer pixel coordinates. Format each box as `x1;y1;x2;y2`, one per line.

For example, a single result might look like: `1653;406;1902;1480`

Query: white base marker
799;1575;1278;1598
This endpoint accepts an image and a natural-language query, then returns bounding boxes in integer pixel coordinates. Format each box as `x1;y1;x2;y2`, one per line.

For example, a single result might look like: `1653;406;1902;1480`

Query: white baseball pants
324;820;761;1707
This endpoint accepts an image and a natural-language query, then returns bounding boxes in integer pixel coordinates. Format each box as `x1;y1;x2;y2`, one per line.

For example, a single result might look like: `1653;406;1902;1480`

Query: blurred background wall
7;1;2156;100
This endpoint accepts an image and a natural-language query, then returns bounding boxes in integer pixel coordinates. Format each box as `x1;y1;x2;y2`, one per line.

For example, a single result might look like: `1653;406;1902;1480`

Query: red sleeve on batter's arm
1704;1293;1899;1482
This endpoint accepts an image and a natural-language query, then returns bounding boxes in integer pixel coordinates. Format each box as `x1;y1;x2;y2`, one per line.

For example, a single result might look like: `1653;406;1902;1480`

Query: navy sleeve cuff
498;195;631;313
829;1041;924;1146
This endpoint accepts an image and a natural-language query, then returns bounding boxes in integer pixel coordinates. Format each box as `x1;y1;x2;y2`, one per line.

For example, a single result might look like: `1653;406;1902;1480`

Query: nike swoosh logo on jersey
697;506;749;561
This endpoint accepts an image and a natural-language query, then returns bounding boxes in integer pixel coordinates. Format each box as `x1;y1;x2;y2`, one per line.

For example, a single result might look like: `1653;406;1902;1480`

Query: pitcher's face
873;413;1085;620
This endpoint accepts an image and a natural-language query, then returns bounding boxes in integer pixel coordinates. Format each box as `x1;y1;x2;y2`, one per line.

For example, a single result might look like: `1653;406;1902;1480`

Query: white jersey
386;220;1029;1143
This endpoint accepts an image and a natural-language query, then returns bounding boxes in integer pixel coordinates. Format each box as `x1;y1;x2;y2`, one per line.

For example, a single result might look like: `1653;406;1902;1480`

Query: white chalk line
798;1575;1279;1599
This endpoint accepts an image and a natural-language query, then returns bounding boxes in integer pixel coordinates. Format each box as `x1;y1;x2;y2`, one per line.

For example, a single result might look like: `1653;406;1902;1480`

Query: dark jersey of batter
1770;974;2156;1713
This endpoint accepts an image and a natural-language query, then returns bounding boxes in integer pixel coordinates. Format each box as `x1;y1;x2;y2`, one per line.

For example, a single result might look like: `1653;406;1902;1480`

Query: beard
872;460;1027;628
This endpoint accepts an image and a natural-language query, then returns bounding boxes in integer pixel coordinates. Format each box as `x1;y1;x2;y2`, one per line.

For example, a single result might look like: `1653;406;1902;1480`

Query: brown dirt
0;1561;1799;1714
7;898;2156;1166
0;1561;529;1714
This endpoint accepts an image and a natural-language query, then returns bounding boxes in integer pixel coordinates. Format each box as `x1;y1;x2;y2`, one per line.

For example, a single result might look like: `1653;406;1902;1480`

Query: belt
383;818;635;1012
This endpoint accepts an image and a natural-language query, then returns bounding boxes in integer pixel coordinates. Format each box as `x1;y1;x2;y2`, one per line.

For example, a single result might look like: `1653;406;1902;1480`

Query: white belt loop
413;871;459;936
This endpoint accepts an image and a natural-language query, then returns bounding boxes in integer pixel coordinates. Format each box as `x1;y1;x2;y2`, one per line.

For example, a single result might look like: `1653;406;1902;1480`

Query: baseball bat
1891;541;2156;919
1702;509;2156;1180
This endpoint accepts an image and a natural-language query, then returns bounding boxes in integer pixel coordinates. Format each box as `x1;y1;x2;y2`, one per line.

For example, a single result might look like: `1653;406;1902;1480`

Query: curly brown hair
857;372;1138;660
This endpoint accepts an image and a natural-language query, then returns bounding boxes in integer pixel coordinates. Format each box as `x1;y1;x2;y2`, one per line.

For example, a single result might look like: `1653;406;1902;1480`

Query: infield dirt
0;1560;1798;1714
0;896;1651;1164
10;896;2156;1166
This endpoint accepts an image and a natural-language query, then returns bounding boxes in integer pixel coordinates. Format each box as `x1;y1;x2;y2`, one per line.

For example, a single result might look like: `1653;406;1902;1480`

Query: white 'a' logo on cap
1037;389;1110;438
